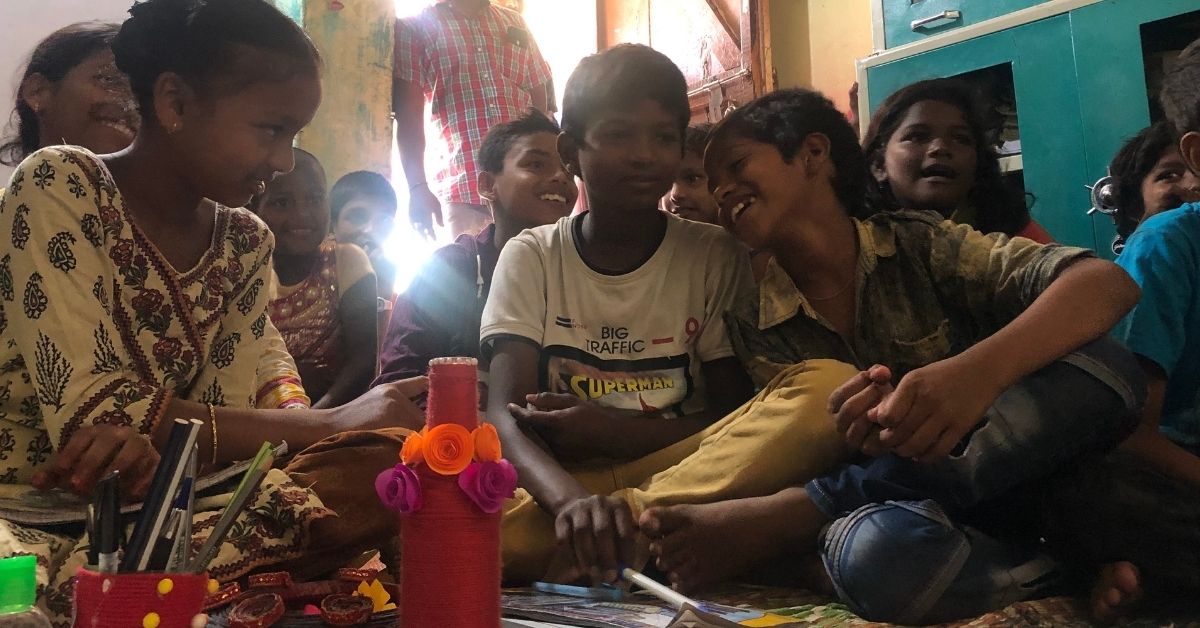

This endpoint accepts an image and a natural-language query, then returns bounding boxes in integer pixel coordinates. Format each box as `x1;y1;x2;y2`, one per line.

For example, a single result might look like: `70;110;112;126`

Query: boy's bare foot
639;487;829;594
1090;561;1143;623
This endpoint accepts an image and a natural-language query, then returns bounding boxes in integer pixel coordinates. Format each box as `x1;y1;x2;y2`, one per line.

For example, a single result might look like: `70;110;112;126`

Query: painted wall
770;0;873;115
302;0;396;183
770;0;811;91
807;0;872;113
0;0;133;182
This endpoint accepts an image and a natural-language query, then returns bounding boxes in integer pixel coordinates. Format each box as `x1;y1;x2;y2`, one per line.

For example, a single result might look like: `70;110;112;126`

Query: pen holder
73;568;210;628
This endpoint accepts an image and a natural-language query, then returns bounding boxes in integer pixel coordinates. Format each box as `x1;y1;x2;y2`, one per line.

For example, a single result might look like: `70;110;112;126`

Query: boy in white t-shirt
483;45;857;585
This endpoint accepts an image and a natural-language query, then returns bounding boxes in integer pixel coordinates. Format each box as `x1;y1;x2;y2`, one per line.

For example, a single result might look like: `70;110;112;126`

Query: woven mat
700;587;1200;627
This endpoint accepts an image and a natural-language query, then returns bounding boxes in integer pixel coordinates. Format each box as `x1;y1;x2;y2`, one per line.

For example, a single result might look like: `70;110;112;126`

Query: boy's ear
152;72;195;133
478;170;497;204
801;132;832;176
1181;132;1200;176
557;132;581;179
19;73;53;116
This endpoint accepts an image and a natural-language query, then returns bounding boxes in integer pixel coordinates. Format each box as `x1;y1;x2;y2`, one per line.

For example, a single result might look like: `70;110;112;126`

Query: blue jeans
808;337;1145;624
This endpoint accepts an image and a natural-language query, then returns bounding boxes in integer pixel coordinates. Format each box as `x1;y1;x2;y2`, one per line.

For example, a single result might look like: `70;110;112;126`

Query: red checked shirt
395;2;552;206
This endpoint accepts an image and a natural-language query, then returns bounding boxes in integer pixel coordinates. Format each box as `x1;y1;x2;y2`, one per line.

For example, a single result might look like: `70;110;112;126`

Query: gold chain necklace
806;269;856;301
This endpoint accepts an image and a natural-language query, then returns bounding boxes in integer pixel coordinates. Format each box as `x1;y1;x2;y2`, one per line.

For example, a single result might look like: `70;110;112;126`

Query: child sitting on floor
863;78;1054;243
662;124;772;282
254;148;378;408
0;0;426;619
375;109;576;386
1105;121;1200;252
662;124;718;224
1043;39;1200;621
483;45;868;588
330;170;399;299
638;88;1144;625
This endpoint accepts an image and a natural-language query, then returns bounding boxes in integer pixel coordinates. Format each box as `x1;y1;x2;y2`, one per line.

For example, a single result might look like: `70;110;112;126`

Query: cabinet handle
911;10;962;31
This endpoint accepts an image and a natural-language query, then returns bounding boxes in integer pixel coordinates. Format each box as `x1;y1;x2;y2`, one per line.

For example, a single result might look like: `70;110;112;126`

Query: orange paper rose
422;424;474;475
473;424;502;462
400;430;424;465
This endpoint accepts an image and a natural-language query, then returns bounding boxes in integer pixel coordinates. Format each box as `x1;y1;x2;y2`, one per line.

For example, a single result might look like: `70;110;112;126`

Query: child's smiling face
664;152;719;224
1139;146;1200;220
30;49;139;156
254;149;329;257
486;130;576;227
171;51;321;210
564;99;682;215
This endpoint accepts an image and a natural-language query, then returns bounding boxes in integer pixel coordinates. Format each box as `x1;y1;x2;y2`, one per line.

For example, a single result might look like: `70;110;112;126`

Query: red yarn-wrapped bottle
399;357;501;628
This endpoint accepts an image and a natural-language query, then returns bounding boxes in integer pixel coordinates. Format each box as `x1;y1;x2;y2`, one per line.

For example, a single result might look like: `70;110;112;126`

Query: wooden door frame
684;0;774;119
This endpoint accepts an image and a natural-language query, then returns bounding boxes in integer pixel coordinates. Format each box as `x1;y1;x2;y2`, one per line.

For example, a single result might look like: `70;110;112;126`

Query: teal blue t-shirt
1116;203;1200;445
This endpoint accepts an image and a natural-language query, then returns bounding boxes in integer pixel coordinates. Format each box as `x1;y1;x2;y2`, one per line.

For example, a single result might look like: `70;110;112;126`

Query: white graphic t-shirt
481;213;752;417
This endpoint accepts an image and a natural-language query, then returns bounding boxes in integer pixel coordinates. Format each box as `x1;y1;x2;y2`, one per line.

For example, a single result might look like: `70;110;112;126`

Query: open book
0;442;288;526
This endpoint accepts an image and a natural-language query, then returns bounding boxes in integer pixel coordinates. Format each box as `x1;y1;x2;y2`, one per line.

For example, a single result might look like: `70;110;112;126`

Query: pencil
187;442;275;572
621;567;697;610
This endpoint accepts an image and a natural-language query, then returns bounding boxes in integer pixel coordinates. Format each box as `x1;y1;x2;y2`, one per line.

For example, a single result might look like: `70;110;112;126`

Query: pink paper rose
375;464;422;514
457;460;518;514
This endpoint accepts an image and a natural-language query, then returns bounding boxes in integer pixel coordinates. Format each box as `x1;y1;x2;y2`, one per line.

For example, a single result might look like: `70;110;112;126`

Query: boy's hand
828;365;894;457
508;393;621;461
870;356;1004;464
409;186;442;240
31;425;159;500
554;494;637;584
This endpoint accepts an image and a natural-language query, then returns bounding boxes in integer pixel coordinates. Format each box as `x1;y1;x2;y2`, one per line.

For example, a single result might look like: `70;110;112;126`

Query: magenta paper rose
375;464;422;514
457;460;517;514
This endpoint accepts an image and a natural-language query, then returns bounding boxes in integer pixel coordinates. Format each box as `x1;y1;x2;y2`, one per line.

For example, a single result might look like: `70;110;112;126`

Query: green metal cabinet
883;0;1050;48
864;0;1200;258
866;15;1095;251
1070;0;1200;255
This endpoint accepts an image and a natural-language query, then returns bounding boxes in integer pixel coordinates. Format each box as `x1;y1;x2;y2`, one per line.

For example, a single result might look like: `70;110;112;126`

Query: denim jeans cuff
805;477;840;518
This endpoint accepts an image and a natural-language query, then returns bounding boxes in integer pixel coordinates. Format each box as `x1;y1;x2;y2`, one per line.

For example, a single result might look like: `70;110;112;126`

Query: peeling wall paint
300;0;395;182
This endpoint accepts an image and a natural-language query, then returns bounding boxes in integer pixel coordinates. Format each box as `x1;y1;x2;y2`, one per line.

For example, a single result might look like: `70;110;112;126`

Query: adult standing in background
394;0;553;239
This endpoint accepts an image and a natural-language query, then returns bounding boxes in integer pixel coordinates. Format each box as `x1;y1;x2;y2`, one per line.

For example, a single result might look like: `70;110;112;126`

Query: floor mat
699;587;1200;627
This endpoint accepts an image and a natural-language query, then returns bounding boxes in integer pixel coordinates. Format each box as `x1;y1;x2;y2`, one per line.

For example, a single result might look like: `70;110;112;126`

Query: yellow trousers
501;358;859;581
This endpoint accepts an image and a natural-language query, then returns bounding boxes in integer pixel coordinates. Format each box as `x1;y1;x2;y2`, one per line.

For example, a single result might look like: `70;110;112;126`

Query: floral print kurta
0;146;328;625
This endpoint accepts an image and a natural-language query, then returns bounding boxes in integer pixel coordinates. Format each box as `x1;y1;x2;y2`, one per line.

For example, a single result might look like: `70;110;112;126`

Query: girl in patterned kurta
256;148;378;409
0;0;425;623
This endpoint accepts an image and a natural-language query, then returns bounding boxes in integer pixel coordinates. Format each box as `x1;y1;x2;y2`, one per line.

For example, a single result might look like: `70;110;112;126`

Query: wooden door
598;0;773;122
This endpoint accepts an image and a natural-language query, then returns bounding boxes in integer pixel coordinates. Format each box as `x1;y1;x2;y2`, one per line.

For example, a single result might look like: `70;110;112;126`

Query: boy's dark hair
330;170;398;224
862;78;1030;235
710;88;870;219
1108;122;1179;242
478;108;561;174
684;124;713;159
561;44;689;145
1161;38;1200;137
112;0;321;117
0;22;121;166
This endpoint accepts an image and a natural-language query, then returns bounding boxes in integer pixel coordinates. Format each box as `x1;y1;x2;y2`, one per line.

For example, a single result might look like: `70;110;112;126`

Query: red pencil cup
73;568;210;628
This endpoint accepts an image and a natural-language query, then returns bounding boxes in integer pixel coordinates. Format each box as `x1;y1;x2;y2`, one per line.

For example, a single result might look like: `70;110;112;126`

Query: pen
96;472;120;574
